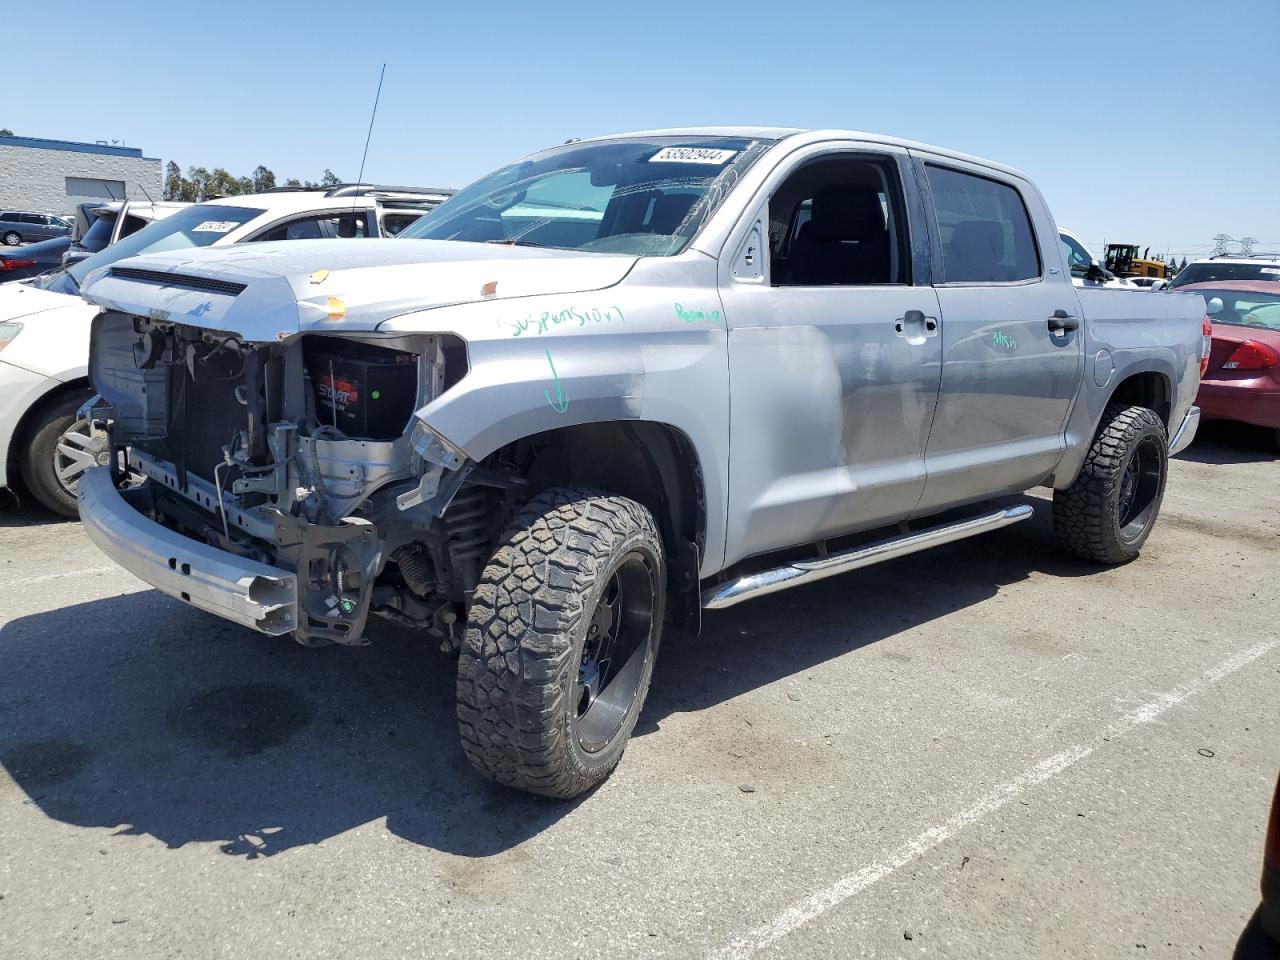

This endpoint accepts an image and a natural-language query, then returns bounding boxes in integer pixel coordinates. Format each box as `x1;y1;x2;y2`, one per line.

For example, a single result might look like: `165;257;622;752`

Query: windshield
400;136;771;256
1169;261;1280;288
1193;288;1280;330
64;204;263;288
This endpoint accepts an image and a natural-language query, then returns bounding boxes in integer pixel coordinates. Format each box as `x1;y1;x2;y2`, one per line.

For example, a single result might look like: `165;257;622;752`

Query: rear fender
1053;288;1202;487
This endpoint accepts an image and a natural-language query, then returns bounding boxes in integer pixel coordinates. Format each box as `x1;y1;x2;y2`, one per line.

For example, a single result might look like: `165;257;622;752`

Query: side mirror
1205;297;1223;315
1085;262;1108;282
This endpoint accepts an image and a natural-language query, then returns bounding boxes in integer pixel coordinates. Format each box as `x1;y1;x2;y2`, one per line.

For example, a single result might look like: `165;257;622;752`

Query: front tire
456;486;665;799
2;231;21;246
1053;403;1168;564
19;391;100;518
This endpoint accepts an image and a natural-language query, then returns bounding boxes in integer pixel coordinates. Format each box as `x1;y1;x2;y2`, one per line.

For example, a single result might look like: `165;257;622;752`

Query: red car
1181;281;1280;448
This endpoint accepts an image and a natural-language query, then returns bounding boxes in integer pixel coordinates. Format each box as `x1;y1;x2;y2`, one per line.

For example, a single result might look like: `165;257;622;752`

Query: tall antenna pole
352;63;387;213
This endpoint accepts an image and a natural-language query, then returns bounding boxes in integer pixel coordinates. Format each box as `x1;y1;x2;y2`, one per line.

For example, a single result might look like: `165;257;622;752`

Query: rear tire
2;231;21;246
19;391;99;518
456;486;665;799
1053;403;1168;564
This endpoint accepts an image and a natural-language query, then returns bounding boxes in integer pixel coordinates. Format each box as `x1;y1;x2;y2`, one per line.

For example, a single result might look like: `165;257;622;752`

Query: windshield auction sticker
648;147;737;165
191;221;239;233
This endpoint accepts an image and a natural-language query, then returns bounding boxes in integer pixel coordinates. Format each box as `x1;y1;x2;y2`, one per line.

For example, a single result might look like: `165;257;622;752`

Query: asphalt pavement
1;421;1277;959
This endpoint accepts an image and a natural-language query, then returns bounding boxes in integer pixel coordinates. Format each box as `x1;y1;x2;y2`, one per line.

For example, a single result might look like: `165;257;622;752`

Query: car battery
306;341;419;440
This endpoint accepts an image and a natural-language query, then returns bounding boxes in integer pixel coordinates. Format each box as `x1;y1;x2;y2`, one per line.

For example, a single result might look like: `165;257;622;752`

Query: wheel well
509;421;706;631
1107;371;1171;428
7;378;94;474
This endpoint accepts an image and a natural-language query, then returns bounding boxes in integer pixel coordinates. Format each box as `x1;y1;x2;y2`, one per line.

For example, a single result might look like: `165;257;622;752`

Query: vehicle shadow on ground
0;486;69;528
1176;420;1279;465
0;495;1103;860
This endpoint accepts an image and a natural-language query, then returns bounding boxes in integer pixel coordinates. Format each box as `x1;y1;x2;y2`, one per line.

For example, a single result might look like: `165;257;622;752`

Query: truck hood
79;238;637;341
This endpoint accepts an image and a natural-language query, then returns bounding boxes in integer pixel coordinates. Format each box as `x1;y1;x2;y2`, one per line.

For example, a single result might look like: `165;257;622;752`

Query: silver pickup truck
77;127;1207;798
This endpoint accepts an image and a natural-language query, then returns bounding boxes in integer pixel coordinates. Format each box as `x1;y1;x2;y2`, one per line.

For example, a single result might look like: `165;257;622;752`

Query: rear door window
926;165;1041;283
381;211;423;236
119;215;150;239
251;211;370;242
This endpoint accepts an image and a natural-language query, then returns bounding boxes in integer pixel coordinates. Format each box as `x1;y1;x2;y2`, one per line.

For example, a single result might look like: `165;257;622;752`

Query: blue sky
8;0;1277;261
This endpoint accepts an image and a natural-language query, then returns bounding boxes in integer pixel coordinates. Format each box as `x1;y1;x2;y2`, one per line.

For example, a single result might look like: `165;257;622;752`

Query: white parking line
710;638;1280;960
2;565;122;589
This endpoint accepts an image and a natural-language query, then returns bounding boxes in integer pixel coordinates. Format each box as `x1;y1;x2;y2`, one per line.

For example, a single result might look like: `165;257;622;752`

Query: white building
0;135;163;218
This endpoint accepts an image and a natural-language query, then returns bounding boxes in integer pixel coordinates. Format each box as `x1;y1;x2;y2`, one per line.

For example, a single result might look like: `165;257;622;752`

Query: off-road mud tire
456;486;665;799
1053;403;1168;564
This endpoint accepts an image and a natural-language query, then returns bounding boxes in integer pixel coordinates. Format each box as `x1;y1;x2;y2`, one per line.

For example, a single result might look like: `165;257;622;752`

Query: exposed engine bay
86;310;530;648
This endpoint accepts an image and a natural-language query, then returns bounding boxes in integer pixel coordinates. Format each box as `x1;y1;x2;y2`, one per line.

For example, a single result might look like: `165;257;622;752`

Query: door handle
895;310;939;340
1048;309;1080;333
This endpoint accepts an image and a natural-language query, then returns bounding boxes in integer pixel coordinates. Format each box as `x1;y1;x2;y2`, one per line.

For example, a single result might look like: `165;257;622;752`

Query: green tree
164;162;338;199
186;166;213;201
0;128;13;138
163;161;187;201
252;165;276;192
208;168;241;197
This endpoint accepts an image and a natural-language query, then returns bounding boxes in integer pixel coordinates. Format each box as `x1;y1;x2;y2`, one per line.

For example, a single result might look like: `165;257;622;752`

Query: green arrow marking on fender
543;349;569;414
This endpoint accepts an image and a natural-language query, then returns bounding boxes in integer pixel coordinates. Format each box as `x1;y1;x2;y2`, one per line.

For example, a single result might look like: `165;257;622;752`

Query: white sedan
0;187;450;516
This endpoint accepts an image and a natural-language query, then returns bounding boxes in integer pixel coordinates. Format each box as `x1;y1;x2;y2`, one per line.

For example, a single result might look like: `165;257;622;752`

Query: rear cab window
926;165;1041;283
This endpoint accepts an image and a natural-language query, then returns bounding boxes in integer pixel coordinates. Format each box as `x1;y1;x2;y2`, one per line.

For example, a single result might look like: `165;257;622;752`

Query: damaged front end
83;309;506;648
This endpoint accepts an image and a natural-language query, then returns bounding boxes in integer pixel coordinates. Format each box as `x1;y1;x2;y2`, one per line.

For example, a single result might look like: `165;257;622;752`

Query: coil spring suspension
445;485;491;589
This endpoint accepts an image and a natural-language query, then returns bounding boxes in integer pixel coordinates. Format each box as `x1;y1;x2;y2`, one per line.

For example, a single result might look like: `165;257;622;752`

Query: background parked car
0;236;71;284
0;210;72;245
1127;276;1166;289
1059;228;1134;288
1166;253;1280;289
1181;280;1280;448
63;199;191;267
0;184;452;517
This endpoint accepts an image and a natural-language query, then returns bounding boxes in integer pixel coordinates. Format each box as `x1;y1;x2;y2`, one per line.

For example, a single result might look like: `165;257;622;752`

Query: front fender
412;330;731;576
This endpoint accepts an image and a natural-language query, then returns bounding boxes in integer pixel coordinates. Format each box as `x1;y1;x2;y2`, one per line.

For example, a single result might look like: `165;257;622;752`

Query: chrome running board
701;504;1034;611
